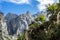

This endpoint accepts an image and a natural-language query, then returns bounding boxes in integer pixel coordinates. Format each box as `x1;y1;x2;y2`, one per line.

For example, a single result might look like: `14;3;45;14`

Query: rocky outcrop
0;11;42;40
0;13;10;40
5;13;18;21
3;11;34;40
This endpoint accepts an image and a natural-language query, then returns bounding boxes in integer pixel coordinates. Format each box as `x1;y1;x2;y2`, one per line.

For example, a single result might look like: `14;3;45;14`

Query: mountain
3;12;34;40
5;13;18;21
2;11;45;40
0;11;43;40
33;12;41;18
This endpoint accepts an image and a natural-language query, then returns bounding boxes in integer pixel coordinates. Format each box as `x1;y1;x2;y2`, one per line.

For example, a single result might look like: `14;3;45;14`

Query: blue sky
0;0;58;15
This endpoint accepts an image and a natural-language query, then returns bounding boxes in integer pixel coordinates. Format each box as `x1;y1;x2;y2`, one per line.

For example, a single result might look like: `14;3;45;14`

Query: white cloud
2;0;30;4
36;0;58;11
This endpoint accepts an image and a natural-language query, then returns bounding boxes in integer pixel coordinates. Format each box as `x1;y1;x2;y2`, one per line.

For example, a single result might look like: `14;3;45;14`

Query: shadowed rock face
5;13;18;21
5;12;34;36
7;19;19;35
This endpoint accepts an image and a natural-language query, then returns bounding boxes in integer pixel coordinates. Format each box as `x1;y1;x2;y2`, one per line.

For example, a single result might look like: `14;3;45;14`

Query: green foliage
56;3;60;12
35;14;46;23
28;21;58;40
29;22;40;29
17;33;25;40
47;4;58;15
28;28;46;40
47;3;60;16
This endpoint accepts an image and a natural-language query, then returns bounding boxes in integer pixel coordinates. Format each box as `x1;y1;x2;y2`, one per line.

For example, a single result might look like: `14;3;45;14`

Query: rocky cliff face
5;13;18;21
6;13;34;34
4;12;34;40
0;13;11;40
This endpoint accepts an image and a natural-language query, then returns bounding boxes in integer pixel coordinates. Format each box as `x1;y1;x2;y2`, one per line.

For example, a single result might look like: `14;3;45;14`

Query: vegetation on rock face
22;2;60;40
35;14;46;23
17;33;25;40
47;3;60;15
47;4;58;15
